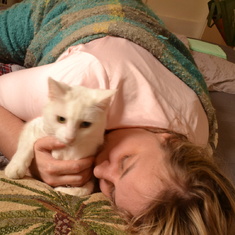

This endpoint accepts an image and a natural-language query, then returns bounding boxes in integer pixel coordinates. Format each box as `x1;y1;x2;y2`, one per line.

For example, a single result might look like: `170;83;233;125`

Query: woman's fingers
50;156;95;175
34;135;65;152
40;157;95;187
45;167;94;188
28;136;95;187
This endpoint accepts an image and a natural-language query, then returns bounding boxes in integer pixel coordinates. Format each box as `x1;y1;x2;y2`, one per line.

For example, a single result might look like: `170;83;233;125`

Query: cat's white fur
5;77;116;196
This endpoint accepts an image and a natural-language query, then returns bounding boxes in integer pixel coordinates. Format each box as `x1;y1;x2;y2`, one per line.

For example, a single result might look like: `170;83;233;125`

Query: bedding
175;35;235;94
192;51;235;94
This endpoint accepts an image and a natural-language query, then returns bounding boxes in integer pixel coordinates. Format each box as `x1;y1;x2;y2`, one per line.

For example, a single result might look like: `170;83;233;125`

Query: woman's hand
28;136;95;187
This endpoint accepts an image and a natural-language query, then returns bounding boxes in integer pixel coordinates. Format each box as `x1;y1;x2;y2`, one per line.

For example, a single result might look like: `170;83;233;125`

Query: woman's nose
94;160;116;182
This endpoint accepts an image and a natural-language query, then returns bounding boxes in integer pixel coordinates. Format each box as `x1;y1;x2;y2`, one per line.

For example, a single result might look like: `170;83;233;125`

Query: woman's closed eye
110;155;131;204
110;155;137;204
120;155;137;179
120;155;131;171
106;156;131;204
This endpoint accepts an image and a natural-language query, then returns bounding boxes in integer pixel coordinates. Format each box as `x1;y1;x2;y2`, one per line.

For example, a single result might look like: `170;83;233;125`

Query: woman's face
93;128;170;216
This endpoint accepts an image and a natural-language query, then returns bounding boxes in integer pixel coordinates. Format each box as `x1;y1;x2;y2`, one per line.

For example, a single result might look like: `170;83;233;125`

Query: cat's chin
54;137;72;145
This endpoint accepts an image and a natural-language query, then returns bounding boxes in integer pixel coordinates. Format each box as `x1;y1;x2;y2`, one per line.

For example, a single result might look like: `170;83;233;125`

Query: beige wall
147;0;208;21
1;0;226;45
146;0;225;44
146;0;208;38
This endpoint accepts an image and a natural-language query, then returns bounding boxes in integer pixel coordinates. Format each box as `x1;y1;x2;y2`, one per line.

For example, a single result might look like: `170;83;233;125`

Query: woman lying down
0;0;235;234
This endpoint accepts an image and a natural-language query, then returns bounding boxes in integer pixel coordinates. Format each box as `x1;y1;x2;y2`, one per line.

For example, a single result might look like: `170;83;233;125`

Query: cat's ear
95;89;117;110
48;77;71;100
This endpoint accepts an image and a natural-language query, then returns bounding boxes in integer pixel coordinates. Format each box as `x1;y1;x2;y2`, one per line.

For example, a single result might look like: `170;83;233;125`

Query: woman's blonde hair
125;132;235;235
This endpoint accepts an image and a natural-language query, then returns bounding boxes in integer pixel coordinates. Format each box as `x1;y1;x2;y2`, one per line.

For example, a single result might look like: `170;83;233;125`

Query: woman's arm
0;105;23;159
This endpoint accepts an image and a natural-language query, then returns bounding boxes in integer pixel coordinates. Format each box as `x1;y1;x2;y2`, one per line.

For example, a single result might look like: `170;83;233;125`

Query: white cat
5;77;116;196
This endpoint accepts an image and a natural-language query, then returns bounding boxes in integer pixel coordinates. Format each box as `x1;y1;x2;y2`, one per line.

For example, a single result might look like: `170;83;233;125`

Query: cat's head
43;77;116;145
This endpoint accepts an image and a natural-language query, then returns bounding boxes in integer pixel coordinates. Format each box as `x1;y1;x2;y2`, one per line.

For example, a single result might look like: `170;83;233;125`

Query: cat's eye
57;116;66;123
80;121;92;128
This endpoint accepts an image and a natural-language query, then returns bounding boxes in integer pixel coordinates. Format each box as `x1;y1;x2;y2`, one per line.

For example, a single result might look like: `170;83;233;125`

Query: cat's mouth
61;137;76;145
64;141;75;146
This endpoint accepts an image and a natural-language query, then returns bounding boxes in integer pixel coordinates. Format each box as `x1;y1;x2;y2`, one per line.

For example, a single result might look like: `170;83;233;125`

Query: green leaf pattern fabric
0;171;128;235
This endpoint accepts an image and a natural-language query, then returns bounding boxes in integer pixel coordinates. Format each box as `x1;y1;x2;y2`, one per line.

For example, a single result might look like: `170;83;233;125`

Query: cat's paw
54;181;94;196
5;161;27;179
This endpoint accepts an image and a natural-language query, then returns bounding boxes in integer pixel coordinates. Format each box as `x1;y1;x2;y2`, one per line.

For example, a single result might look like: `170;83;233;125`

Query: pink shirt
0;36;209;146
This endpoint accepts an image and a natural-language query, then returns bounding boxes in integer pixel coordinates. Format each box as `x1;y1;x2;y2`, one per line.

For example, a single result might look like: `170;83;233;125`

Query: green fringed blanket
0;0;217;147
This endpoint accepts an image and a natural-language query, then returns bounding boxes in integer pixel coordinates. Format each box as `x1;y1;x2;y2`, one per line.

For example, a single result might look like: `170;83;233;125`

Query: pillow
174;35;235;94
191;50;235;94
0;171;129;234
